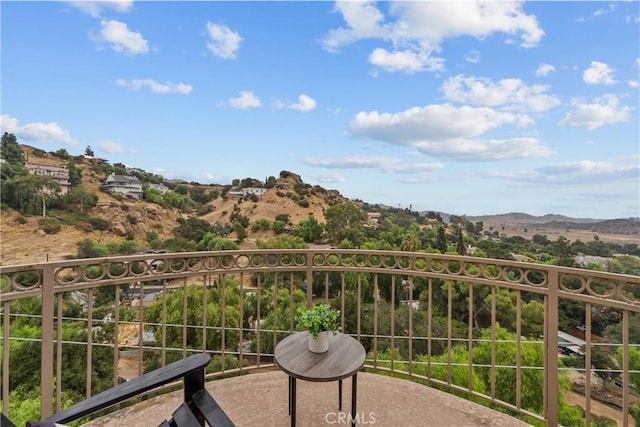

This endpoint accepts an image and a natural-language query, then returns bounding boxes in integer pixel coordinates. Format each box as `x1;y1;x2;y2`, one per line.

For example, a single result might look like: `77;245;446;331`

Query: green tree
12;174;61;217
292;214;324;242
84;145;95;157
324;203;366;246
198;232;240;251
66;159;83;186
272;220;286;234
435;226;447;254
256;235;308;249
552;236;575;267
145;281;241;355
1;132;25;163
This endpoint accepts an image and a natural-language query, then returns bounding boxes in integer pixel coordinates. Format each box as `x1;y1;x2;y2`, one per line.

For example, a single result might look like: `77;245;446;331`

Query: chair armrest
43;353;211;424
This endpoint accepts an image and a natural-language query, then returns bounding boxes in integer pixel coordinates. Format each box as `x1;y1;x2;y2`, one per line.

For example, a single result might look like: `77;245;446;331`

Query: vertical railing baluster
56;293;63;411
357;274;361;340
2;300;10;416
324;272;329;304
408;277;413;376
622;309;629;427
373;274;379;369
182;277;187;359
490;286;496;399
86;288;94;398
391;275;396;371
239;272;244;369
515;290;522;409
41;263;55;418
585;303;592;427
427;277;433;379
113;286;120;384
306;253;313;309
289;272;294;332
256;274;261;368
202;275;207;353
468;284;474;392
447;280;452;385
160;279;167;367
340;272;346;332
221;273;226;372
545;270;559;427
273;273;278;354
137;282;144;375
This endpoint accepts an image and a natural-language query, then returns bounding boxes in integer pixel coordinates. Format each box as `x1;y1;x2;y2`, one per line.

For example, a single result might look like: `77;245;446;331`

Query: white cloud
0;115;78;146
322;1;544;73
558;94;631;130
535;63;555;77
490;159;639;186
583;61;617;85
369;48;444;73
98;141;127;154
289;94;317;112
206;22;242;59
577;2;617;21
67;1;133;18
629;80;640;89
442;75;561;113
311;171;347;184
228;91;261;109
116;78;193;94
91;20;149;56
304;155;444;174
465;50;480;64
273;94;317;112
349;104;553;161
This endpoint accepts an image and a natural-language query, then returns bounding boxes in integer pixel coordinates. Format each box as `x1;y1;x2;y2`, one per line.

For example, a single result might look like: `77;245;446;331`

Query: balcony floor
82;367;532;427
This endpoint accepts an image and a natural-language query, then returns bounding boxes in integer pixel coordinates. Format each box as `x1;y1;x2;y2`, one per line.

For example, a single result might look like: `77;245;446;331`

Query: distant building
148;183;170;194
24;162;71;194
558;331;585;356
243;187;267;197
228;187;266;198
367;212;382;224
102;173;143;199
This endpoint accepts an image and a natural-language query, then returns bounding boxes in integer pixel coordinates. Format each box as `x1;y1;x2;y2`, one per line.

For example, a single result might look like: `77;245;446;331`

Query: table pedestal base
287;374;358;427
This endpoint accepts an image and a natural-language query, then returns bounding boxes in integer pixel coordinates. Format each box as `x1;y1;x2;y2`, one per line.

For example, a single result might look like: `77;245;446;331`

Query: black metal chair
2;353;234;427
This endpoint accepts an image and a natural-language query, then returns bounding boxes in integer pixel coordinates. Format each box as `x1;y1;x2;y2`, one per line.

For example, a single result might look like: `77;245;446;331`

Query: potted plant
296;303;341;353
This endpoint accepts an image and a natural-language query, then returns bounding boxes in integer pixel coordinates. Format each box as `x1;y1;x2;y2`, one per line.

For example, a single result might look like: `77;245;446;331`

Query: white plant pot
308;330;330;353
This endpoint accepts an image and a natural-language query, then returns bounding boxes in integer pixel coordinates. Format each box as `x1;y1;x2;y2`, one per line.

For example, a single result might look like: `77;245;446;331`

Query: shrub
275;214;289;223
146;231;159;243
75;222;94;233
38;218;61;234
14;216;27;225
88;217;110;231
272;220;286;234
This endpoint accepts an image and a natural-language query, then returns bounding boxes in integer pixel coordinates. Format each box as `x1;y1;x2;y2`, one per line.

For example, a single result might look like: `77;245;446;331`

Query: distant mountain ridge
465;212;639;236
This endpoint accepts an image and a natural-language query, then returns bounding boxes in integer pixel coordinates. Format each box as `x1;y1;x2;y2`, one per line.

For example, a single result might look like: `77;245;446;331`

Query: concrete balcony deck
82;368;532;427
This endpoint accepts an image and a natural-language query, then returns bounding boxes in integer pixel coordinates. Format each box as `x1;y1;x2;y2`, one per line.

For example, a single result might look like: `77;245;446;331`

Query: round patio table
274;332;366;427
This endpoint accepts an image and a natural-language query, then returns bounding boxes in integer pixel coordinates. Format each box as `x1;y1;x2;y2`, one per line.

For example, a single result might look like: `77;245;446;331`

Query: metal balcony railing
1;250;639;426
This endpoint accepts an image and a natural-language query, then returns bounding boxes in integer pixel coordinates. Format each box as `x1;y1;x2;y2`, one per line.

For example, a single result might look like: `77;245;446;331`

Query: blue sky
2;1;639;219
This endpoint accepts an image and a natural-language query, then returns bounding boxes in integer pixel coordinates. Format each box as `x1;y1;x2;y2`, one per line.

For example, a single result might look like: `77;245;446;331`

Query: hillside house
148;183;170;194
25;162;71;194
228;187;267;198
102;173;143;199
367;212;381;224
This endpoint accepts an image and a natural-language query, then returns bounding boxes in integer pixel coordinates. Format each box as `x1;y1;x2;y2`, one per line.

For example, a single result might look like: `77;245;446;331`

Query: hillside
0;147;351;265
1;146;638;266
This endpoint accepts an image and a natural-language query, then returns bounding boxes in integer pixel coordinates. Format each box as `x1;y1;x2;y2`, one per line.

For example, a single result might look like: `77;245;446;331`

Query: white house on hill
102;173;143;199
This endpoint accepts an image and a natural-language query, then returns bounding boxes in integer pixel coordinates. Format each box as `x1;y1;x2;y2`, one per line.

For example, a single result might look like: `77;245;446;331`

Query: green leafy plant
296;304;340;338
